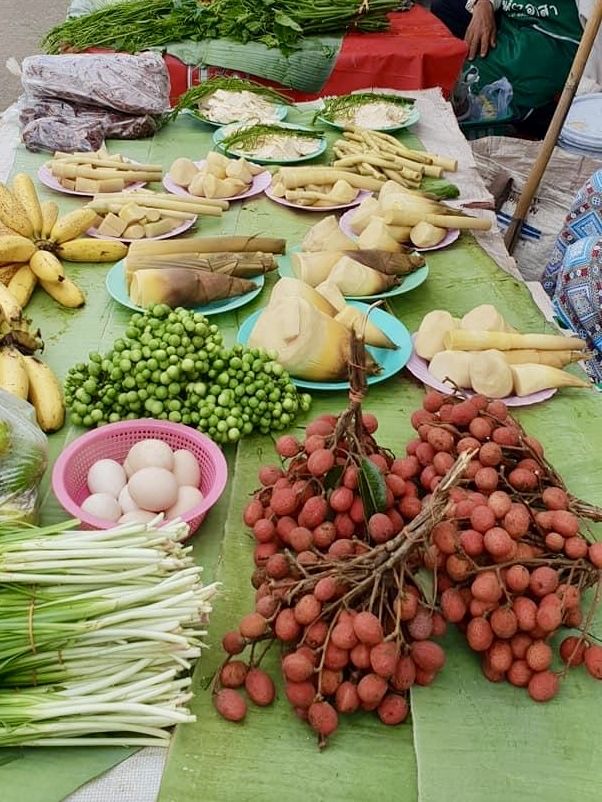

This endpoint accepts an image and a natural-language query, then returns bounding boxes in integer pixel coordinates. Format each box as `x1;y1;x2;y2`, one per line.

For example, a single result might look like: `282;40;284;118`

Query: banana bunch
0;301;64;433
0;175;128;310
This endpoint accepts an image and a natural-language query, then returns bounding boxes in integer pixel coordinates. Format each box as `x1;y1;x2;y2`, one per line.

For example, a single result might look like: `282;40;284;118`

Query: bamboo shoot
127;236;286;257
269;277;338;317
444;329;587;352
500;349;585;368
510;364;591;395
469;350;514;398
414;311;459;360
291;251;342;285
460;305;515;333
129;268;256;308
301;216;358;252
429;350;472;389
384;209;492;231
315;281;347;312
410;222;446;248
329;256;398;296
357;219;400;253
350;196;382;234
335;306;397;350
279;168;383;192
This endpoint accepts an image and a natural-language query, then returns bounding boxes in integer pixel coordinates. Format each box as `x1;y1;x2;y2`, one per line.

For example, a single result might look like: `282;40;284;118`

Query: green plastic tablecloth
3;109;602;802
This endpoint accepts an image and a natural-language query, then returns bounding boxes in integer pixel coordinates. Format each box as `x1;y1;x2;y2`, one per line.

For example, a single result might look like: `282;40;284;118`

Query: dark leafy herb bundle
43;0;407;56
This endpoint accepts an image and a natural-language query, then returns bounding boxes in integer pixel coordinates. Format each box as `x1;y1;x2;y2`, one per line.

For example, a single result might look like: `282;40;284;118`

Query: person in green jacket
431;0;582;119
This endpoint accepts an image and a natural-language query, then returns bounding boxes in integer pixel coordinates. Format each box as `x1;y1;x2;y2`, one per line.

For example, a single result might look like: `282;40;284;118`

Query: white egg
118;485;139;514
81;492;121;523
87;459;127;498
123;457;136;479
128;467;178;512
172;449;202;488
166;485;204;519
127;439;174;473
118;510;157;525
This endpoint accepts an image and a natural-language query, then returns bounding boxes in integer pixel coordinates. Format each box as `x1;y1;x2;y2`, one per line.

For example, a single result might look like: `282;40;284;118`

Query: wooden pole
504;0;602;254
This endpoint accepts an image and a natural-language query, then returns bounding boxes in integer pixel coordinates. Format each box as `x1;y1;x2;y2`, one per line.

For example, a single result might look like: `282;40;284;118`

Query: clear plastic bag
455;68;513;122
0;390;48;524
21;52;170;116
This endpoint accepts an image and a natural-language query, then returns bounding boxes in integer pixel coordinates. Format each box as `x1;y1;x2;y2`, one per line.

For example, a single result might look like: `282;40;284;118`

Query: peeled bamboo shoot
279;168;383;193
410;222;446;248
384;209;491;231
500;349;585;368
128;237;286;257
429;350;472;389
335;306;397;350
357;219;400;253
129;268;256;308
329;256;397;296
444;329;587;352
460;305;515;333
469;350;514;398
350;197;382;234
510;364;591;396
301;216;358;252
291;252;342;286
269;277;338;317
248;297;380;381
414;311;459;360
315;281;347;312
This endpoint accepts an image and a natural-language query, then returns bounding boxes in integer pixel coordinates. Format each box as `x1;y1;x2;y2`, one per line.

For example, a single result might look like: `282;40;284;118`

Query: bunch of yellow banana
0;302;64;433
0;174;128;310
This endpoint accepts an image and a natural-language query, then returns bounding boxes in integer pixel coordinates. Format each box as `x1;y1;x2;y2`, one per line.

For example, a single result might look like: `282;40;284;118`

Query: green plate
212;122;326;165
277;247;429;301
316;104;420;133
105;260;264;317
183;104;289;128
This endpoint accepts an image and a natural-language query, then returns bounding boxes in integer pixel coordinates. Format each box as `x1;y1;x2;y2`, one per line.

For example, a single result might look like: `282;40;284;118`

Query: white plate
163;160;271;202
38;163;148;197
87;215;196;243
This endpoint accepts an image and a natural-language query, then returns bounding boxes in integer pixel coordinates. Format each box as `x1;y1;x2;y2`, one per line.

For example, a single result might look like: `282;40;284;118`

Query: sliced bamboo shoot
357;219;400;253
410;222;446;248
444;329;587;352
350;196;382;234
414;310;459;360
169;158;199;187
429;350;472;389
335;306;397;350
469;350;514;398
510;364;591;396
460;305;514;333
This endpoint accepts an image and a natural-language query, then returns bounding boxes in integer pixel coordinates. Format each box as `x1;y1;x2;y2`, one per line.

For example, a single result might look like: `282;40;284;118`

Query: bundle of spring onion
43;0;406;56
0;517;217;746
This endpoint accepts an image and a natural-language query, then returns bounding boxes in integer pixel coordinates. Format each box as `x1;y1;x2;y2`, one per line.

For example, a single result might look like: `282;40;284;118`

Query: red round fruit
331;621;358;651
503;503;531;539
441;588;467;623
245;668;275;707
510;633;533;660
541;486;568;511
552;510;579;538
526;640;553;672
308;701;338;737
333;513;355;540
470;505;497;534
507;659;533;688
399;496;422;520
459;528;484;558
357;673;388;707
584;644;602;679
362;412;379;433
285;680;316;709
222;630;245;655
411;640;446;672
335;681;360;714
450;400;478;426
239;612;268;640
368;512;395;544
471;571;503;603
484;527;514;560
513;597;537;631
305;620;328;648
377;694;409;726
270;488;298;516
258;465;284;486
369;642;399;678
298;496;328;529
589;542;602;568
353;611;384;645
282;652;314;683
546;531;565;552
487;640;513;673
527;670;559;702
276;435;302;458
329;486;354;513
467;617;494;652
320;669;343;695
288;526;313;553
490;607;518;639
274;609;301;642
423;390;446;412
244;499;264;527
564;536;588;559
391;655;417;691
214;688;247;722
407;609;433;641
530;566;559;597
350;642;372;670
479;442;504;468
314;577;338;603
307;448;335;477
559;636;587;667
294;595;322;626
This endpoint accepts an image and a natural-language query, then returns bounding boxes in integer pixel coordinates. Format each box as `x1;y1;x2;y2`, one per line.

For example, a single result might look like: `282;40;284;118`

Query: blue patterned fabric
542;169;602;383
543;169;602;296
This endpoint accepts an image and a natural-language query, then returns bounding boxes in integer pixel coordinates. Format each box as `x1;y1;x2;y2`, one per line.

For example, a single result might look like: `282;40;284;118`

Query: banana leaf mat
3;112;601;802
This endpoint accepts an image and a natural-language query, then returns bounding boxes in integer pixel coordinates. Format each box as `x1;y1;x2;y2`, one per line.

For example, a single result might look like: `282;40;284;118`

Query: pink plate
265;186;371;212
38;164;147;197
339;208;460;252
405;338;557;407
87;215;197;243
163;160;271;201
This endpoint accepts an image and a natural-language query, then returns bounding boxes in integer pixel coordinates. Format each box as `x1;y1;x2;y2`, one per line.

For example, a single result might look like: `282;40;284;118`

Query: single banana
22;355;65;432
0;280;23;321
0;235;37;264
39;275;85;308
0;346;29;399
11;174;43;238
29;250;65;283
41;201;59;240
7;264;37;307
56;238;128;263
0;183;33;239
49;208;99;244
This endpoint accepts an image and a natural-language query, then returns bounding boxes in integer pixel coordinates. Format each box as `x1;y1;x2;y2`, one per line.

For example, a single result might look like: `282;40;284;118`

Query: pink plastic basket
51;419;228;537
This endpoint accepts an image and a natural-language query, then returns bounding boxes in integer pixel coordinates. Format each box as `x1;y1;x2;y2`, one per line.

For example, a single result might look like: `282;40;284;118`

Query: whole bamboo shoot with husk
128;236;286;257
510;363;591;395
410;222;446;248
335;306;397;350
357;219;400;253
342;249;424;276
501;349;585;368
125;252;277;285
301;216;358;252
460;304;516;333
315;281;346;313
444;329;586;352
129;268;256;308
414;311;459;360
384;209;492;231
350;197;382;234
269;277;337;317
248;297;380;381
329;256;398;296
291;251;342;286
469;350;514;398
429;350;472;389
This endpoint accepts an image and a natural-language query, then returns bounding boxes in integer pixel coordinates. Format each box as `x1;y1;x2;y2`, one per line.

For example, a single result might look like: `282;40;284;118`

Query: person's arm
464;0;498;60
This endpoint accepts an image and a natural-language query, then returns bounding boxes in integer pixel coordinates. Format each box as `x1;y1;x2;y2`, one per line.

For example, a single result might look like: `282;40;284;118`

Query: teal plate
184;104;288;128
106;260;264;317
213;122;326;165
277;247;429;301
316;104;420;133
237;301;412;392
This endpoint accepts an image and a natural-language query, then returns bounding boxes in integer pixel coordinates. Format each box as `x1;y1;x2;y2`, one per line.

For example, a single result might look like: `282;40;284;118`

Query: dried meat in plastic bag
0;389;48;525
21;52;170;115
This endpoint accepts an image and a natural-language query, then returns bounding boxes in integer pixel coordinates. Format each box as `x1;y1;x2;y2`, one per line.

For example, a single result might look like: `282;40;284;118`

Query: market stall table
163;7;468;105
1;92;601;802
